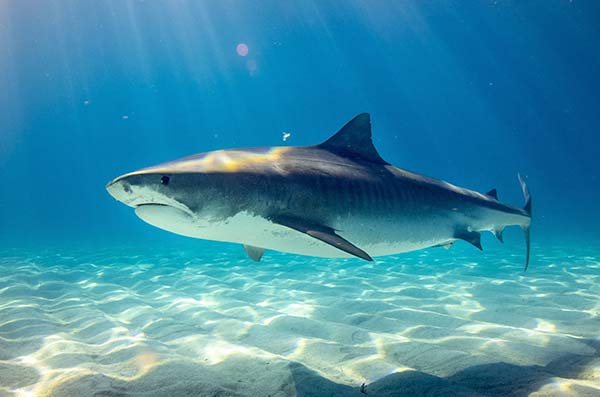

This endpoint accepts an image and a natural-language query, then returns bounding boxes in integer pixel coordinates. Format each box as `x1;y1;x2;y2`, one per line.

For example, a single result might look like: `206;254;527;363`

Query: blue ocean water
1;2;599;396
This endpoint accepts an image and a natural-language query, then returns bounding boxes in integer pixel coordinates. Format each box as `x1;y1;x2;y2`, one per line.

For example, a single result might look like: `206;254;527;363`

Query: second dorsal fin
486;188;498;200
318;113;388;164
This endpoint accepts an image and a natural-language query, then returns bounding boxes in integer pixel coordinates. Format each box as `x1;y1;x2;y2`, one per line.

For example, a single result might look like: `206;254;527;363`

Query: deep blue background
1;1;599;247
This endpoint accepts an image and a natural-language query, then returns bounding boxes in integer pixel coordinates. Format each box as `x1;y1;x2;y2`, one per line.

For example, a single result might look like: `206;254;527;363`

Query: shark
106;113;532;268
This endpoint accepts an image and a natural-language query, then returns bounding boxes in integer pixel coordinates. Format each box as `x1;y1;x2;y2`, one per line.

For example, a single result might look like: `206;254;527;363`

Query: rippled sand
0;241;599;396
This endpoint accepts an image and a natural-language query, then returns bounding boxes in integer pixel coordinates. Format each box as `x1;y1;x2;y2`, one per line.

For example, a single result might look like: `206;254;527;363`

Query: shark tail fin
518;173;532;271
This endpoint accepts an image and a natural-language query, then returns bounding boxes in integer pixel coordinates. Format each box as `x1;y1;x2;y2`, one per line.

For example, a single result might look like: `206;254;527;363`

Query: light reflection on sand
0;243;599;396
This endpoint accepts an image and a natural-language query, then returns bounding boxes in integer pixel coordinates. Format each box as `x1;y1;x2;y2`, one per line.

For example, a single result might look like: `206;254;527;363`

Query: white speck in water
236;43;249;57
83;100;90;106
122;115;129;120
282;131;291;142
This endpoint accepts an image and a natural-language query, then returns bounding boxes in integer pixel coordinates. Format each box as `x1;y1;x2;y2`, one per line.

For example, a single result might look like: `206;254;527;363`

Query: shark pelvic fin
271;215;373;261
455;230;483;250
318;113;388;164
243;245;265;262
486;188;498;200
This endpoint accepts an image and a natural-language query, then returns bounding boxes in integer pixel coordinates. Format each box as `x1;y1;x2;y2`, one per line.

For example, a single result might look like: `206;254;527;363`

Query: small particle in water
236;43;249;57
83;100;90;106
122;115;129;120
246;59;257;74
282;131;291;142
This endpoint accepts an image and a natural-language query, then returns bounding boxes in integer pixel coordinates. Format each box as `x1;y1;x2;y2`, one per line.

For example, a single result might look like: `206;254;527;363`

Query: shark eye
160;175;170;186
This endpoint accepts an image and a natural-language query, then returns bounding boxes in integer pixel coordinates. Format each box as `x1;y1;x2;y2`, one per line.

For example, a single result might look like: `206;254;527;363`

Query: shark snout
106;173;196;219
106;177;136;207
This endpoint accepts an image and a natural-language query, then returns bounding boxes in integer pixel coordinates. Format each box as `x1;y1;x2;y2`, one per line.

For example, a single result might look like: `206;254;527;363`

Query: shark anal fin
493;229;504;243
271;215;373;261
243;245;265;262
455;230;483;250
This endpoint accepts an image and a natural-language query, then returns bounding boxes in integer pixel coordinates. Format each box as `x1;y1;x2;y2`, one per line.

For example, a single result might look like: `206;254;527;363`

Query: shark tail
518;174;532;271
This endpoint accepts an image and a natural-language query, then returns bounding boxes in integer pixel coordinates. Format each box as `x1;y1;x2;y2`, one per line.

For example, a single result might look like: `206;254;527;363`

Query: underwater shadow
290;339;599;397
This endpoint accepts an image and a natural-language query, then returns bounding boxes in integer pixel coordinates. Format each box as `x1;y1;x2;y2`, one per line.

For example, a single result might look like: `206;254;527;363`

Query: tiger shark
106;113;532;268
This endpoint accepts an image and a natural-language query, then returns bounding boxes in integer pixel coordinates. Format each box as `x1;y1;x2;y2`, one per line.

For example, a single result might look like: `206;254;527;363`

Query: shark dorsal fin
318;113;388;164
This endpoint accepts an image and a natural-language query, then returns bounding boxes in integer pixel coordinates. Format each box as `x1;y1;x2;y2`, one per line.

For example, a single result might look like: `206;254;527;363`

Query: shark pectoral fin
243;245;265;262
271;215;373;261
306;229;373;261
455;230;483;250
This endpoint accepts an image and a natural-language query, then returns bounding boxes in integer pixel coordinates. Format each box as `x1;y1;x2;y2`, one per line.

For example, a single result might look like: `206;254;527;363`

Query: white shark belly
136;206;349;257
135;205;452;258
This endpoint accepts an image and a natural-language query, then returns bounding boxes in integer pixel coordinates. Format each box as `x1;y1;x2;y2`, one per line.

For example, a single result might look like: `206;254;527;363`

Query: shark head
107;172;198;237
106;152;243;237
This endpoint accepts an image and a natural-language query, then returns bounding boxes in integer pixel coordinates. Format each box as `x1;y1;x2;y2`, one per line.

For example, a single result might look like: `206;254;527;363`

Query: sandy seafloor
0;240;598;397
